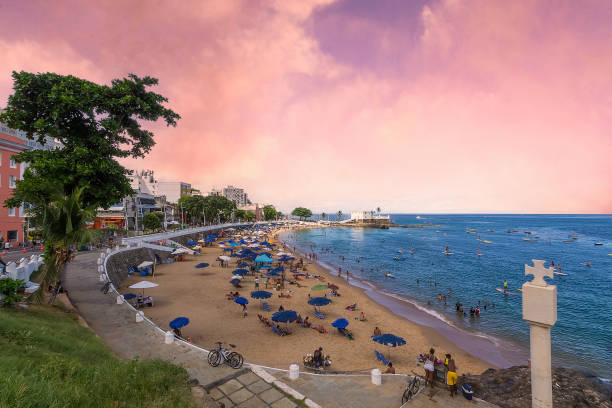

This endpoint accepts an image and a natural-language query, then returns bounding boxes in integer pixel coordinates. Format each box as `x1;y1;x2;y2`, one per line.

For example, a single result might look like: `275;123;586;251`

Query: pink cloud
0;0;610;213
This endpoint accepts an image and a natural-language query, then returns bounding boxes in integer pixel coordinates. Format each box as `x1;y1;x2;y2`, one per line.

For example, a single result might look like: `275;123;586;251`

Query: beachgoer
359;312;366;321
303;316;310;327
469;306;475;317
384;362;395;374
255;276;259;288
447;355;458;397
475;307;480;316
242;304;248;318
279;305;284;312
503;280;508;293
173;328;182;338
423;348;436;388
373;326;382;336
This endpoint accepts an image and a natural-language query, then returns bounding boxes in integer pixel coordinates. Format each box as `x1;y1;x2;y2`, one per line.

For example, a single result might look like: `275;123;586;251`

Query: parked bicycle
207;342;244;369
402;370;424;403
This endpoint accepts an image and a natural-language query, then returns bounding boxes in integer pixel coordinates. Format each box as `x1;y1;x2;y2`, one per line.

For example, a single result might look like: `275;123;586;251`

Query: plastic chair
262;302;271;312
314;308;325;319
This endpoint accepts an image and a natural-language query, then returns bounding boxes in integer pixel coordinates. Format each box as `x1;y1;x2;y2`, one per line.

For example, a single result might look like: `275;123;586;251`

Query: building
0;123;58;245
157;180;192;204
348;211;391;227
221;185;249;207
238;204;263;222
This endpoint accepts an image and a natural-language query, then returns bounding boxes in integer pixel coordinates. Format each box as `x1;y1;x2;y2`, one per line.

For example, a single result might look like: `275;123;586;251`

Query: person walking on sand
242;304;248;318
255;276;259;288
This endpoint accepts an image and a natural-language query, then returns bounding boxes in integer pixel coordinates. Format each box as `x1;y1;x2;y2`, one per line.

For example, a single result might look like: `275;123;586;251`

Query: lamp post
522;260;556;408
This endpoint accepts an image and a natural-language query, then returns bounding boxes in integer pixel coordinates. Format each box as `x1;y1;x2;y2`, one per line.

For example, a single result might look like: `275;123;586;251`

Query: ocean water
280;214;612;380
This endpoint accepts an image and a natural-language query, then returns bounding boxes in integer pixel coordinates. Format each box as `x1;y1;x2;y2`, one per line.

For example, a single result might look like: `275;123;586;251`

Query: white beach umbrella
171;248;191;255
138;261;154;269
231;275;243;280
219;255;231;261
129;281;159;289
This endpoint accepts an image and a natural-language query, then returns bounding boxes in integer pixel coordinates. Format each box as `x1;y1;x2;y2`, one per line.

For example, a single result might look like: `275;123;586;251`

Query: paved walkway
63;249;499;408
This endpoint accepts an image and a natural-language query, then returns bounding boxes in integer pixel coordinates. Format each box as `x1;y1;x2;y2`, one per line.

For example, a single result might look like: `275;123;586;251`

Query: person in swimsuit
446;354;458;397
423;348;436;388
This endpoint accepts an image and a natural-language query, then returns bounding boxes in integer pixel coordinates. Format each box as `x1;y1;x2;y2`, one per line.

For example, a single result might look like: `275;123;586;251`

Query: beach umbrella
232;269;249;276
219;255;231;261
372;333;406;361
186;240;197;246
234;297;249;305
172;248;191;255
128;280;159;297
231;275;243;280
238;263;250;268
308;297;331;306
138;261;154;269
169;317;189;329
255;254;273;263
271;267;285;273
229;242;240;247
327;284;339;291
230;278;241;286
250;290;272;299
271;310;298;323
311;284;328;291
195;263;209;268
332;318;349;329
266;271;280;276
122;293;137;300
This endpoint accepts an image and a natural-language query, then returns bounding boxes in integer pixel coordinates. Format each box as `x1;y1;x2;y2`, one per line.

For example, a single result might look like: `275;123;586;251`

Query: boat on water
524;231;532;235
512;229;518;232
523;238;538;242
594;242;603;246
562;239;574;243
393;256;402;261
486;229;495;232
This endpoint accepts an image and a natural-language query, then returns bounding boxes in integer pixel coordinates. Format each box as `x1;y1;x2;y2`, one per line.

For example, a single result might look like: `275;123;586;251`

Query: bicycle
207;342;244;369
402;370;424;404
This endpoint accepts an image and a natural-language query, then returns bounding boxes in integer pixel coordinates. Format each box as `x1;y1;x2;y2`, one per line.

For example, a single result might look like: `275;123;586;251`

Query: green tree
178;195;207;224
1;71;179;209
142;212;164;231
321;212;327;220
337;210;343;221
263;205;278;221
234;209;247;221
202;195;236;223
376;207;381;213
291;207;312;220
245;210;256;222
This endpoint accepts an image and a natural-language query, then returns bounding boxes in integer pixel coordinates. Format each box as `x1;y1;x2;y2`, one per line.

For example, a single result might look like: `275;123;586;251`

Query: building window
8;208;15;217
9;175;16;188
9;156;16;168
7;230;17;241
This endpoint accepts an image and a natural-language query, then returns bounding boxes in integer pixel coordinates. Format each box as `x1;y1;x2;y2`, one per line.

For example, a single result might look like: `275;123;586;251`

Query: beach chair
262;302;271;312
272;325;285;337
381;354;390;366
314;308;325;319
375;351;382;362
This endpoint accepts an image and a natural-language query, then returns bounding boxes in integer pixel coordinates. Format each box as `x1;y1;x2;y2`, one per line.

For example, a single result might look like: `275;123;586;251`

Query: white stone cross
525;259;554;287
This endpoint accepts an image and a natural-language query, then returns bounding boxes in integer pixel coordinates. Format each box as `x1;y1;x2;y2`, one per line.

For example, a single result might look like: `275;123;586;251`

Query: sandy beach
121;226;494;375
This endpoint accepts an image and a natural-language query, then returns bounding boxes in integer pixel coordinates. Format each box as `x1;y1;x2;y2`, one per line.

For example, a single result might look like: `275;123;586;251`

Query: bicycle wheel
409;378;420;396
228;352;243;369
208;350;221;367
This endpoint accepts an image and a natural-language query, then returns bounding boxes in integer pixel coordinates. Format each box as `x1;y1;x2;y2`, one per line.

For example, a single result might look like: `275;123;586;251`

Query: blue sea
280;214;612;380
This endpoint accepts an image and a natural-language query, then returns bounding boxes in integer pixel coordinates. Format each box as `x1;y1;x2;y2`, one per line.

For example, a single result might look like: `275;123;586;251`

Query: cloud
0;0;610;213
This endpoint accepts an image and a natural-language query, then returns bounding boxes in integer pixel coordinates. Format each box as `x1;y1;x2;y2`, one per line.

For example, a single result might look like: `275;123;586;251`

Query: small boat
570;234;578;239
594;242;603;246
512;229;518;232
466;229;478;234
496;288;517;296
393;256;402;261
562;239;574;243
554;271;569;276
523;238;538;242
487;229;495;232
524;231;532;235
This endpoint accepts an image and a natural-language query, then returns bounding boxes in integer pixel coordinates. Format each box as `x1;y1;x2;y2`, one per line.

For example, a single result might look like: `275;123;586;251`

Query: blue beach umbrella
195;263;209;268
271;267;285;273
372;334;406;347
238;263;250;268
230;278;241;285
186;240;197;246
169;317;189;329
308;297;331;306
250;290;272;299
232;269;249;276
332;318;349;328
271;310;298;323
234;297;249;305
122;293;137;300
266;271;280;277
255;254;273;263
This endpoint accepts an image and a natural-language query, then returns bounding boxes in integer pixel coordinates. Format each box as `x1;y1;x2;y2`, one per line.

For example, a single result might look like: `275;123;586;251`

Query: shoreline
278;228;528;369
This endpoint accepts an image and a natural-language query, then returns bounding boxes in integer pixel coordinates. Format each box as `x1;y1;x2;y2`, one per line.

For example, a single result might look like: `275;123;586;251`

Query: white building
157;180;192;204
350;211;390;221
211;185;249;206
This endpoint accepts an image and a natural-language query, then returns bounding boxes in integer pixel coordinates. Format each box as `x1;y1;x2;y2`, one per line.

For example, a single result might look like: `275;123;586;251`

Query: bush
0;278;24;306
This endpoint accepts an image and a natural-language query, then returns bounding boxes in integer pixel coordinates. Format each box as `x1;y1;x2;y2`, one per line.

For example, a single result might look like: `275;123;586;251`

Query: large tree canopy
291;207;312;220
1;71;180;209
178;195;236;224
262;205;278;221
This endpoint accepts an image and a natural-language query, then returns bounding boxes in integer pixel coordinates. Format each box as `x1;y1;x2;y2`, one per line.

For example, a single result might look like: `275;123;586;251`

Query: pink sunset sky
0;0;610;213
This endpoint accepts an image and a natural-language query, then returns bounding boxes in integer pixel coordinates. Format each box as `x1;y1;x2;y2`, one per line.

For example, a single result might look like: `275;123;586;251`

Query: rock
459;366;612;408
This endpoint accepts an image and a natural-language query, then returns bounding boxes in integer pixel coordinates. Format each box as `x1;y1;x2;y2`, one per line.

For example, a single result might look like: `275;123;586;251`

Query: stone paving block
228;388;255;405
247;379;271;394
258;388;284;404
218;379;244;396
237;372;261;386
237;396;269;408
218;397;235;408
271;398;297;408
208;387;224;400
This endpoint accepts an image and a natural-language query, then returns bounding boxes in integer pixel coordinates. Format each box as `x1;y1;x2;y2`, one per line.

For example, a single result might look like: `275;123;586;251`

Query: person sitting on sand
373;326;382;336
313;347;324;368
278;305;284;312
303;316;311;328
173;327;183;338
296;314;303;324
384;362;395;374
359;312;366;321
345;303;357;311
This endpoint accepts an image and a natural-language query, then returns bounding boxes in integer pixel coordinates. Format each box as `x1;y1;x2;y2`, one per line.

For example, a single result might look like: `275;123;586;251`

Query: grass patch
0;305;196;408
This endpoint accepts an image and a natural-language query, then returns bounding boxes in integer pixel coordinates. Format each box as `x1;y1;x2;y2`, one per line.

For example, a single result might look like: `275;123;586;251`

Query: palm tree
38;187;95;302
337;210;343;221
377;207;381;214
